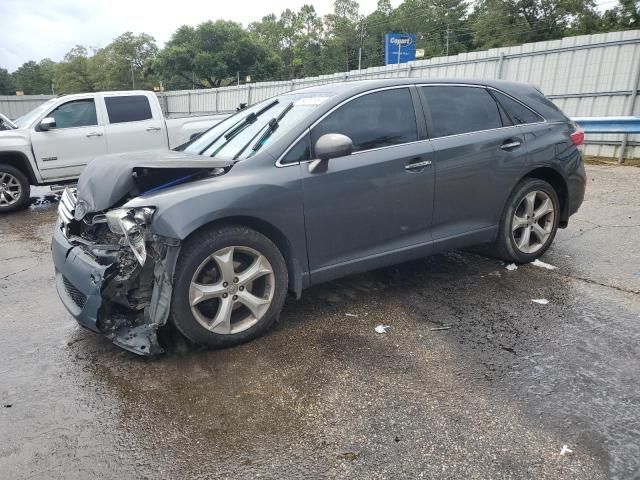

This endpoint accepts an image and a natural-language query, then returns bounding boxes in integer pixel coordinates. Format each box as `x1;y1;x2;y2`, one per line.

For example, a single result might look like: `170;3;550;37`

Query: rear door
420;85;529;244
31;97;108;180
102;94;167;153
301;86;436;283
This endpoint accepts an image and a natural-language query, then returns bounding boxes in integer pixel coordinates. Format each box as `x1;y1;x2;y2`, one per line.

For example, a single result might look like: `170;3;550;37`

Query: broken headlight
105;207;155;265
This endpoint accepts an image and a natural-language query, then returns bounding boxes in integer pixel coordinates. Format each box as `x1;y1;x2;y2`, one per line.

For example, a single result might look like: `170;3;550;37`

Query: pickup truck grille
58;187;77;235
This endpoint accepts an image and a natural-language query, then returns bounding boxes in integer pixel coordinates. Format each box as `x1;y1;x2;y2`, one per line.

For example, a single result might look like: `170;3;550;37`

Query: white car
0;90;227;212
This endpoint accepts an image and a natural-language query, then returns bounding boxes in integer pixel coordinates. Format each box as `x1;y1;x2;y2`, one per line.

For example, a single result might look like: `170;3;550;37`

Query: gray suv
52;78;586;355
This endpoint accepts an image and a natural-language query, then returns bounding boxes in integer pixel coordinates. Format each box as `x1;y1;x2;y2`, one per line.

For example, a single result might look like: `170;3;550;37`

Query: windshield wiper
198;99;279;155
251;102;294;154
233;102;295;161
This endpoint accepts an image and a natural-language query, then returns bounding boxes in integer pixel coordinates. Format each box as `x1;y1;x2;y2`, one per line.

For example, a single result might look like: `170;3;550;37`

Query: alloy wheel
188;246;275;335
511;190;555;254
0;172;22;207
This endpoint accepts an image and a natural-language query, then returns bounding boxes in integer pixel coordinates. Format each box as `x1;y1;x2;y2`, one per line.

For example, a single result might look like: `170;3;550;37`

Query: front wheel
171;225;288;349
493;178;560;263
0;164;30;212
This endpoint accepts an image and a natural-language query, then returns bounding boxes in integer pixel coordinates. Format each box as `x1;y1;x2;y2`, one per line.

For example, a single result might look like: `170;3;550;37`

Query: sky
0;0;399;72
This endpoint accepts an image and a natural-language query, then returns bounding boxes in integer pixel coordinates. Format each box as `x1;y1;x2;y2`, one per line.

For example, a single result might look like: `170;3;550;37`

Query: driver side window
310;88;417;154
48;99;97;129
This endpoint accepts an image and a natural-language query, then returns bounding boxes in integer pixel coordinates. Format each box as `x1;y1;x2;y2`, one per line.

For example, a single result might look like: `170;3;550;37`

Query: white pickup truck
0;90;227;212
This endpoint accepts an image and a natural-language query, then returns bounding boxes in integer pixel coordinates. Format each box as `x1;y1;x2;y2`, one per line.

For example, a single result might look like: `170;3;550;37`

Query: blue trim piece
572;116;640;134
144;173;199;194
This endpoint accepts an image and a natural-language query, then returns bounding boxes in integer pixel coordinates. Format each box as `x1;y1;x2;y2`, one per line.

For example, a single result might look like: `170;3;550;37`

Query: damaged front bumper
52;222;180;356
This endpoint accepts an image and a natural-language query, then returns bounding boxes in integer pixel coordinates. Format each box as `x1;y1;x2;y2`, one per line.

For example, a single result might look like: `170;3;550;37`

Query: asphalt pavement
1;165;639;479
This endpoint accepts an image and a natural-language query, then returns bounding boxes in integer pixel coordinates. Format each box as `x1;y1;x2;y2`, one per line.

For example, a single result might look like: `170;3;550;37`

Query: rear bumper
567;157;587;218
52;223;109;333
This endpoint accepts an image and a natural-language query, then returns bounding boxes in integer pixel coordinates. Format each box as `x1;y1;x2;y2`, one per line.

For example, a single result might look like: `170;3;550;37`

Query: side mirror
309;134;353;173
39;117;56;131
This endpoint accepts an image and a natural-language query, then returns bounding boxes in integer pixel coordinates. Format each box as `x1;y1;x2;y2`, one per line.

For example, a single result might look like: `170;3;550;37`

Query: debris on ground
375;325;390;334
560;445;573;456
488;271;502;277
531;259;558;270
345;313;359;317
430;326;451;331
532;298;550;305
337;452;358;461
506;263;518;271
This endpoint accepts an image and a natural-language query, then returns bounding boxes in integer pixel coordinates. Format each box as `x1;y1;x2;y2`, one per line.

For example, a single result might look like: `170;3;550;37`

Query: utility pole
446;25;450;57
130;59;135;89
358;20;365;71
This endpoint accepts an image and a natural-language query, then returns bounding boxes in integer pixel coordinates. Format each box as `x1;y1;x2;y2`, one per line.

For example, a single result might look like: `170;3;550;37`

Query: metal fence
2;29;640;159
0;94;53;119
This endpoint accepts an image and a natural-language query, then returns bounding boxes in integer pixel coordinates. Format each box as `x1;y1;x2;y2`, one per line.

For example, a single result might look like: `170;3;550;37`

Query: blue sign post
384;33;416;66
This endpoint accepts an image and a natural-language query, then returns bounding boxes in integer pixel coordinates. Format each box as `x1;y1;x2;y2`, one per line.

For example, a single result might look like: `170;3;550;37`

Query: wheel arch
521;167;569;227
182;215;304;298
0;151;37;184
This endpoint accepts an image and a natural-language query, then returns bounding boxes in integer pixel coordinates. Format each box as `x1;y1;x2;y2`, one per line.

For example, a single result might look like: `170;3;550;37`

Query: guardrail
572;116;640;134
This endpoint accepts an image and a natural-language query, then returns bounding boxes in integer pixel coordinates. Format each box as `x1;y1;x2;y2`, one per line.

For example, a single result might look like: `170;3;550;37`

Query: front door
302;87;436;283
31;98;107;181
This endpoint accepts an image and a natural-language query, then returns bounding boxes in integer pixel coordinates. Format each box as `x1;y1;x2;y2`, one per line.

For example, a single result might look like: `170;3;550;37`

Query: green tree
292;5;325;77
324;0;362;72
154;21;281;89
12;59;55;94
391;0;470;58
91;32;159;90
472;0;601;49
0;67;15;95
602;0;640;29
53;46;95;94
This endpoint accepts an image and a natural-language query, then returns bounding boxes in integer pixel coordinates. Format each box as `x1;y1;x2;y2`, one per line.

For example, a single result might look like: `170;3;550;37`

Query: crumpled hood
76;150;233;216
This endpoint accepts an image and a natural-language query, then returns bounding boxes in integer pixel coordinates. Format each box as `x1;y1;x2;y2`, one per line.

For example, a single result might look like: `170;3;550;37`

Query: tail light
570;122;584;146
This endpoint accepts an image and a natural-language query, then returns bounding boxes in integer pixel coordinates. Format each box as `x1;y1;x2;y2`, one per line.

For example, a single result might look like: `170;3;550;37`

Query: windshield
182;93;329;161
13;99;57;128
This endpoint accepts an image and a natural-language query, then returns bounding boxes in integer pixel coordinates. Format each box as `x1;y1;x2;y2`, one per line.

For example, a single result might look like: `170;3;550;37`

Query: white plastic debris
560;445;573;456
345;313;358;317
531;259;558;270
532;298;549;305
375;325;390;334
506;263;518;271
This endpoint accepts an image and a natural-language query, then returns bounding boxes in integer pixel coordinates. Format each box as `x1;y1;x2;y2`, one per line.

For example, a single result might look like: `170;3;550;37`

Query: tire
0;164;30;212
491;178;560;263
171;225;288;349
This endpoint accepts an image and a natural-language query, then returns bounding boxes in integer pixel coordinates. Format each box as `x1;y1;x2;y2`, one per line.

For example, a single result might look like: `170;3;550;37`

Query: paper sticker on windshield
295;97;329;106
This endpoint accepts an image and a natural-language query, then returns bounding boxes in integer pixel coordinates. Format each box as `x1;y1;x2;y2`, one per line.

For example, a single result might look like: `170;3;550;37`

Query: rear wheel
492;178;560;263
171;225;288;349
0;164;30;212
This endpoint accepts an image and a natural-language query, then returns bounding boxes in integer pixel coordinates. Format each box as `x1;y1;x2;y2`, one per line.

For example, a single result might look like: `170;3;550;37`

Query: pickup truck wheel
493;178;560;263
0;164;30;212
171;225;288;349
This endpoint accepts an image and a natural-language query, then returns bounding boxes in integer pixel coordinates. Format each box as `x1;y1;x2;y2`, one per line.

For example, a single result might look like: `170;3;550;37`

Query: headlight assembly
105;207;155;265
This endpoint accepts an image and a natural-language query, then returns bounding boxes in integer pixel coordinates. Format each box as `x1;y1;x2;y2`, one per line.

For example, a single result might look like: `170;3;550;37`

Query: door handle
501;140;522;151
146;126;161;132
86;132;103;137
405;158;432;171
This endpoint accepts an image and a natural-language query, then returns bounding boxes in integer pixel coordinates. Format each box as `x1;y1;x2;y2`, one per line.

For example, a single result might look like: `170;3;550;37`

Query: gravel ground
1;165;639;479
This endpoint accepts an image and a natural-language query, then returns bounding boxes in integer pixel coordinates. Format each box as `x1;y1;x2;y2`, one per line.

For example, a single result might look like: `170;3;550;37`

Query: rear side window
311;88;417;153
105;95;153;124
48;99;97;129
422;86;502;137
491;90;543;124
